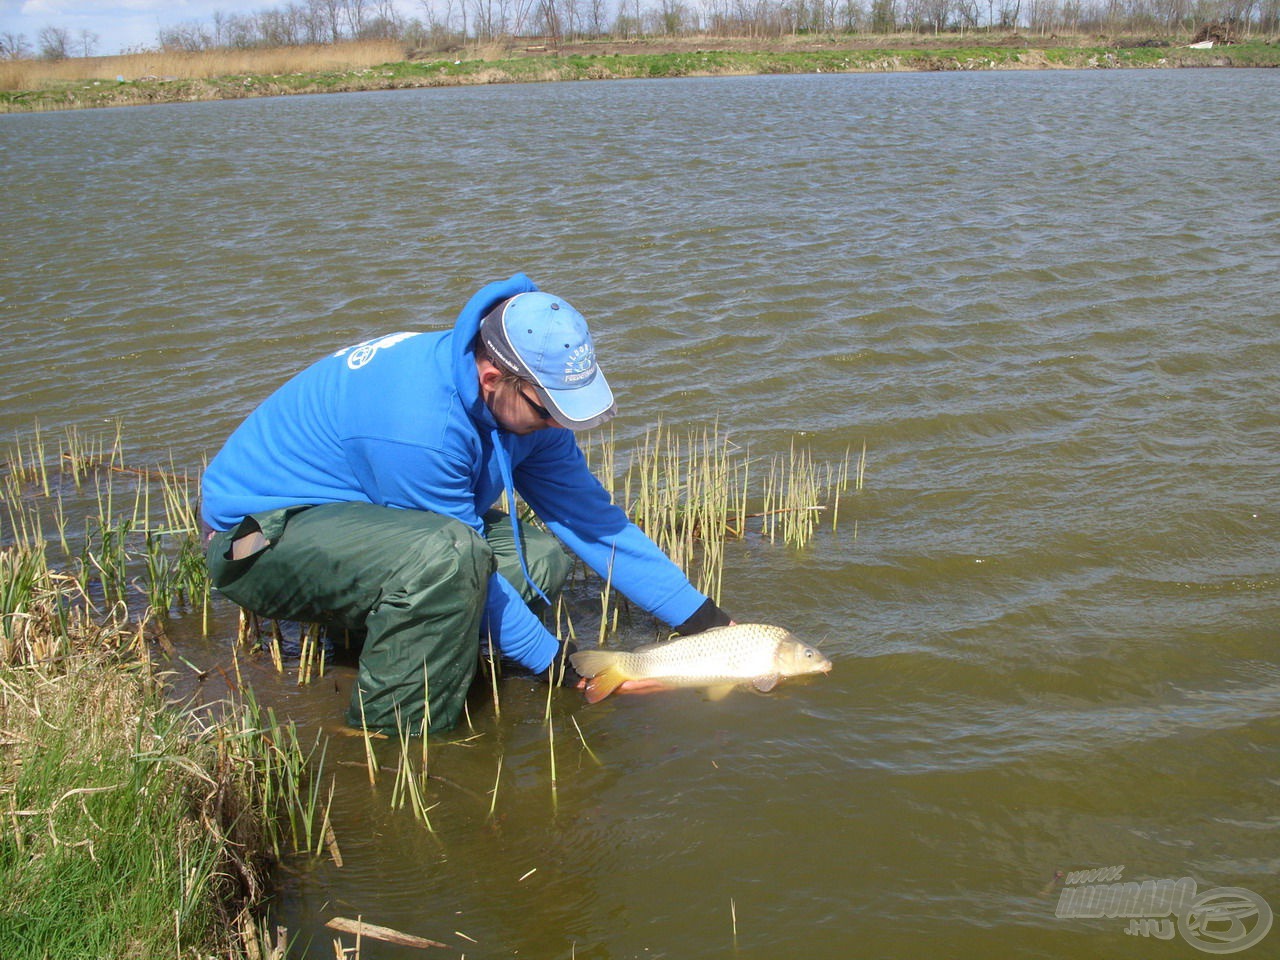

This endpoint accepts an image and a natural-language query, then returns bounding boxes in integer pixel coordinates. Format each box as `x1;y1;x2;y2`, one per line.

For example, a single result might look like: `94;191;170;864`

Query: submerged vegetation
2;33;1277;112
0;420;857;955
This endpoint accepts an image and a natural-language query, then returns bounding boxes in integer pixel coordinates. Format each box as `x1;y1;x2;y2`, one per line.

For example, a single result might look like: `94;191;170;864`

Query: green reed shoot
357;688;377;786
390;708;435;830
587;421;856;606
5;420;50;495
3;423;214;633
0;545;51;658
421;661;431;767
484;625;501;719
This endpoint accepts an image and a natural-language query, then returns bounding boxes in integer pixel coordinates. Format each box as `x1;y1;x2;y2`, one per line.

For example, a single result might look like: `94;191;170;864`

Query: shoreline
3;39;1278;113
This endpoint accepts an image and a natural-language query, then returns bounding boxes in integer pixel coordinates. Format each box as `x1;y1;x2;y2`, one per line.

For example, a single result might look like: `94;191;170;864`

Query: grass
3;33;1276;112
0;641;327;958
0;424;330;958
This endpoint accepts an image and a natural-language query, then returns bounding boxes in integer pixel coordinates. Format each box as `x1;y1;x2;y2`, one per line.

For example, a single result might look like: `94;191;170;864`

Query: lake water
2;68;1278;959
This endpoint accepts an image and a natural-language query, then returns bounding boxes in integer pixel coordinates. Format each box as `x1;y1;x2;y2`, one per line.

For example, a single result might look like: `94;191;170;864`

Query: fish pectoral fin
581;664;628;704
705;684;737;701
571;650;627;704
752;674;781;693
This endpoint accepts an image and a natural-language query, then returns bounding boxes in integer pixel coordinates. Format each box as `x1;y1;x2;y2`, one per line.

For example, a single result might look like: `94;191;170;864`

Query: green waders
206;502;571;734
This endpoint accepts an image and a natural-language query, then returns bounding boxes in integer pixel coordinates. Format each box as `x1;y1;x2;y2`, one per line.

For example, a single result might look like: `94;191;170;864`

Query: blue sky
0;0;419;56
4;0;215;55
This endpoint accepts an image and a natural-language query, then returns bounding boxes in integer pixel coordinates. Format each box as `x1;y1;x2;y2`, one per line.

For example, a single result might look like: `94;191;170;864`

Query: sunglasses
517;384;555;422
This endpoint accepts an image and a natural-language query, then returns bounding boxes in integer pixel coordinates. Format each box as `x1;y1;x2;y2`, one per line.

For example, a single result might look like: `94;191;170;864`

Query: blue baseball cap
479;292;617;431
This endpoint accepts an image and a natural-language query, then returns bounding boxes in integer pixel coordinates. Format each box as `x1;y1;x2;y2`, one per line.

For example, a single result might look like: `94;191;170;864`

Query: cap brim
534;371;616;431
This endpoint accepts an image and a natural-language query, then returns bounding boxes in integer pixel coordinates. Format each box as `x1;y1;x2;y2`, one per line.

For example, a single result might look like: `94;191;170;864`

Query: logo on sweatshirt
335;332;419;370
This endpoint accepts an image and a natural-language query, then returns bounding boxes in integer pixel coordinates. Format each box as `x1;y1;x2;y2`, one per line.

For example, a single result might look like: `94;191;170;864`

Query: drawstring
490;427;550;605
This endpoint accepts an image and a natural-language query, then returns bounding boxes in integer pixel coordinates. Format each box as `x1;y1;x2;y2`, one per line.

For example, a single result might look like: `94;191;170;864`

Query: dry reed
0;40;407;90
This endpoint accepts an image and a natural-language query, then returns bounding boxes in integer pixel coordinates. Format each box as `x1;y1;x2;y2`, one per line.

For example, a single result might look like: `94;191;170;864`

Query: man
201;272;731;733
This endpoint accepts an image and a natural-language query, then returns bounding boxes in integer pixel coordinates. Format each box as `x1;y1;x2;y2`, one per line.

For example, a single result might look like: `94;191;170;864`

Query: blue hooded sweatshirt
201;273;709;673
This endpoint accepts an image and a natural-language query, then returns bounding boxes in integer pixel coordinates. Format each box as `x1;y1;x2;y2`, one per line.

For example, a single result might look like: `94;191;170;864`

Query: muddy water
3;68;1279;958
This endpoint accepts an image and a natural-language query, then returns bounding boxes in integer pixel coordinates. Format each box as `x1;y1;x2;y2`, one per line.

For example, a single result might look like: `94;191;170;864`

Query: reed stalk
570;714;601;766
586;421;856;603
357;688;378;786
487;753;503;820
389;709;435;830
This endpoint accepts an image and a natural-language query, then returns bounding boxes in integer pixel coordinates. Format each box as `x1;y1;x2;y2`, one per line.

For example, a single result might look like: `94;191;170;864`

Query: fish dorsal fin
752;674;780;693
705;684;737;701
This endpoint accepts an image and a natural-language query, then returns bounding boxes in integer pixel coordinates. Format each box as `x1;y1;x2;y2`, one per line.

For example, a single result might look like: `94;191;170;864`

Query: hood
451;272;540;429
449;272;550;605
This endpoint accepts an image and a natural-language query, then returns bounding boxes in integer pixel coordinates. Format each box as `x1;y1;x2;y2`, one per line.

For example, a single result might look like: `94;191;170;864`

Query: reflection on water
3;68;1279;958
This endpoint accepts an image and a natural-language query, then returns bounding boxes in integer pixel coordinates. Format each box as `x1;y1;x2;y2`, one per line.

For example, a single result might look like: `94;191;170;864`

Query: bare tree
1260;0;1280;31
37;25;72;60
345;0;370;35
587;0;610;33
74;29;99;57
0;32;33;59
311;0;346;41
870;0;898;29
956;0;982;26
159;20;213;50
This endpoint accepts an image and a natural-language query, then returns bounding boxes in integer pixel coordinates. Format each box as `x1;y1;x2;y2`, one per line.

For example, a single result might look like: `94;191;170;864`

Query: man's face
483;367;566;436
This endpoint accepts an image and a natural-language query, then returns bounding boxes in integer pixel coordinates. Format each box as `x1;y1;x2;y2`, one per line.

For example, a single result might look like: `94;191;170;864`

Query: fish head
774;638;832;677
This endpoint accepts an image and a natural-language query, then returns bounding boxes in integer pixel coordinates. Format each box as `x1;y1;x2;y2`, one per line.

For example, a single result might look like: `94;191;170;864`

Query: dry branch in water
325;917;448;949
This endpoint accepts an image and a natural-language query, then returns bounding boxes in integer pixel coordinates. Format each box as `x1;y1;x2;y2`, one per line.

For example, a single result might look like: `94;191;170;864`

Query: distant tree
613;10;643;34
357;14;403;38
77;28;100;57
955;0;982;27
158;21;213;51
586;0;609;34
1261;0;1279;31
870;0;898;29
373;0;405;30
37;25;72;60
345;0;370;35
0;32;33;59
657;0;690;32
835;0;870;30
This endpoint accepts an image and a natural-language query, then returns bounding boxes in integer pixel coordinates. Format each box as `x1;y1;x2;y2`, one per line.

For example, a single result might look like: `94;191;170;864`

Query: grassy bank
0;428;326;959
2;34;1276;112
0;650;318;959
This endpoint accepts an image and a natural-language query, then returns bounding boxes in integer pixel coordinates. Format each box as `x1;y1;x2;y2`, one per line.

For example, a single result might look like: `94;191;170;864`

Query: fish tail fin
569;650;628;704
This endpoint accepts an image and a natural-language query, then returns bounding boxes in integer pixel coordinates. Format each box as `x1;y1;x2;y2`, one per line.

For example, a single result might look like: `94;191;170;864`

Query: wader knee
347;517;493;735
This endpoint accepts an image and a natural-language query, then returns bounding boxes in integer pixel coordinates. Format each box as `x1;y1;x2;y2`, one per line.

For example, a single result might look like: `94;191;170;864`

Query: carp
569;623;831;704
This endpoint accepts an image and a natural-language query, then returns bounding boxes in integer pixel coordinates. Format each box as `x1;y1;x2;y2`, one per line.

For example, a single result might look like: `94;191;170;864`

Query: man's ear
476;358;504;396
